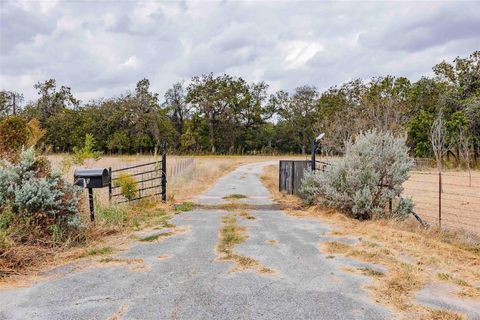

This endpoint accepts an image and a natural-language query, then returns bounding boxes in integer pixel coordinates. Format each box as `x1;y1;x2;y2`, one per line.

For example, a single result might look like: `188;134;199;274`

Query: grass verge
216;214;275;275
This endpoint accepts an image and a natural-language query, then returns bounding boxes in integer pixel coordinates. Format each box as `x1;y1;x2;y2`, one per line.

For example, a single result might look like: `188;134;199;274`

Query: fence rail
109;149;166;203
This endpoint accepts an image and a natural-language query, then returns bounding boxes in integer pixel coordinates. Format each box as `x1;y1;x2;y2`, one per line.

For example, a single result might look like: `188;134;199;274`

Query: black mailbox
74;168;110;188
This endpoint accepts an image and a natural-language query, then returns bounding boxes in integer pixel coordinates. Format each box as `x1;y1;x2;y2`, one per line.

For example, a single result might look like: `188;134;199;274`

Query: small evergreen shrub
300;130;414;220
61;133;101;171
0;148;82;243
72;134;101;164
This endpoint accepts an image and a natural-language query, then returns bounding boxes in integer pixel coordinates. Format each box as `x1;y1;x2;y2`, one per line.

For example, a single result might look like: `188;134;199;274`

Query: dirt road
0;162;390;320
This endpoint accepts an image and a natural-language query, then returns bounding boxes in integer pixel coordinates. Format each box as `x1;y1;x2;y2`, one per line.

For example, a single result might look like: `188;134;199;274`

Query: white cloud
285;41;323;70
0;0;479;103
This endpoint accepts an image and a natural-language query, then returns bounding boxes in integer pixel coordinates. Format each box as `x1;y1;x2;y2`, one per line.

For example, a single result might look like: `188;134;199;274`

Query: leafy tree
107;130;131;154
273;86;320;154
32;79;79;125
1;50;475;160
0;91;23;115
186;73;247;153
164;82;189;148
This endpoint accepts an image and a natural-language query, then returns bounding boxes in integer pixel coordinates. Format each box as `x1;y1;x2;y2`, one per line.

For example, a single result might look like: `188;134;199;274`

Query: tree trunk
208;113;216;153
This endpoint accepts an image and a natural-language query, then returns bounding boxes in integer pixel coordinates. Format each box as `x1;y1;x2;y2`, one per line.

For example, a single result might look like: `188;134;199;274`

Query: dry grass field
403;171;480;234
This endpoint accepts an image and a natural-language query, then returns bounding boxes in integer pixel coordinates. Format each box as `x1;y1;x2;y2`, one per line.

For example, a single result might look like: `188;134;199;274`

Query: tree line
1;50;479;162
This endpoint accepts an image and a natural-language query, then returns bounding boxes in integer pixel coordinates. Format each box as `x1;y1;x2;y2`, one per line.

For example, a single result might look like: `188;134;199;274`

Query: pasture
404;170;480;234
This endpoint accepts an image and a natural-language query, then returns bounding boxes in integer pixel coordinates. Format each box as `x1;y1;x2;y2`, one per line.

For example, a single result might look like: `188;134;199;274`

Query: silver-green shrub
300;130;414;220
0;148;82;235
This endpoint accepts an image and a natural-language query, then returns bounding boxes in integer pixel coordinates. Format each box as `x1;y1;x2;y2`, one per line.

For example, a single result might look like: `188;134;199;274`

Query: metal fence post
311;140;316;171
108;167;112;203
439;171;442;228
161;142;167;202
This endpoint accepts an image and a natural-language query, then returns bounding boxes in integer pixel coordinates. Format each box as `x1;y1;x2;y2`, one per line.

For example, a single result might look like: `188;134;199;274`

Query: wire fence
403;170;480;233
167;157;195;180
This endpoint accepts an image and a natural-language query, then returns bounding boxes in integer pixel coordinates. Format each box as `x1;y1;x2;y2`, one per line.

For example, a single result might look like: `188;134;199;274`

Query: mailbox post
74;168;111;222
88;187;94;222
311;133;325;171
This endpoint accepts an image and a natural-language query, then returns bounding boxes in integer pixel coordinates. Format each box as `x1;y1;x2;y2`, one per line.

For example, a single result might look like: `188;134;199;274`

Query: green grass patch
88;247;113;256
139;234;160;242
174;202;195;213
139;232;174;242
217;214;247;255
222;194;248;200
358;267;385;277
98;206;128;225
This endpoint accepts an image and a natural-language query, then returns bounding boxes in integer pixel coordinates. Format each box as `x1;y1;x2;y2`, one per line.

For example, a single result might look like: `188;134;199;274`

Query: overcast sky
1;0;479;103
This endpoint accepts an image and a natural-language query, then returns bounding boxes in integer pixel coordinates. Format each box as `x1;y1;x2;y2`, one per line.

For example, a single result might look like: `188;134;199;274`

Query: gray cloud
0;0;479;103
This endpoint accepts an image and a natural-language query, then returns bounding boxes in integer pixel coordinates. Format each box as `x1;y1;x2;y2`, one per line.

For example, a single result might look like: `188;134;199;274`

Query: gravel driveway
0;162;390;320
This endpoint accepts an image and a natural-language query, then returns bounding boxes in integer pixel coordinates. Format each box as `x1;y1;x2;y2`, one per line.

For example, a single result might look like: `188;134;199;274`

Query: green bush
300;130;414;220
115;173;138;201
0;148;82;243
0;116;29;160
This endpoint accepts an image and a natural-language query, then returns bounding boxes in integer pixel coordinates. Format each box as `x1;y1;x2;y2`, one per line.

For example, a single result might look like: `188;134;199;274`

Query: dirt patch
196;203;281;212
238;212;256;220
416;282;480;319
108;303;128;320
128;263;151;272
216;213;277;275
137;225;191;243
